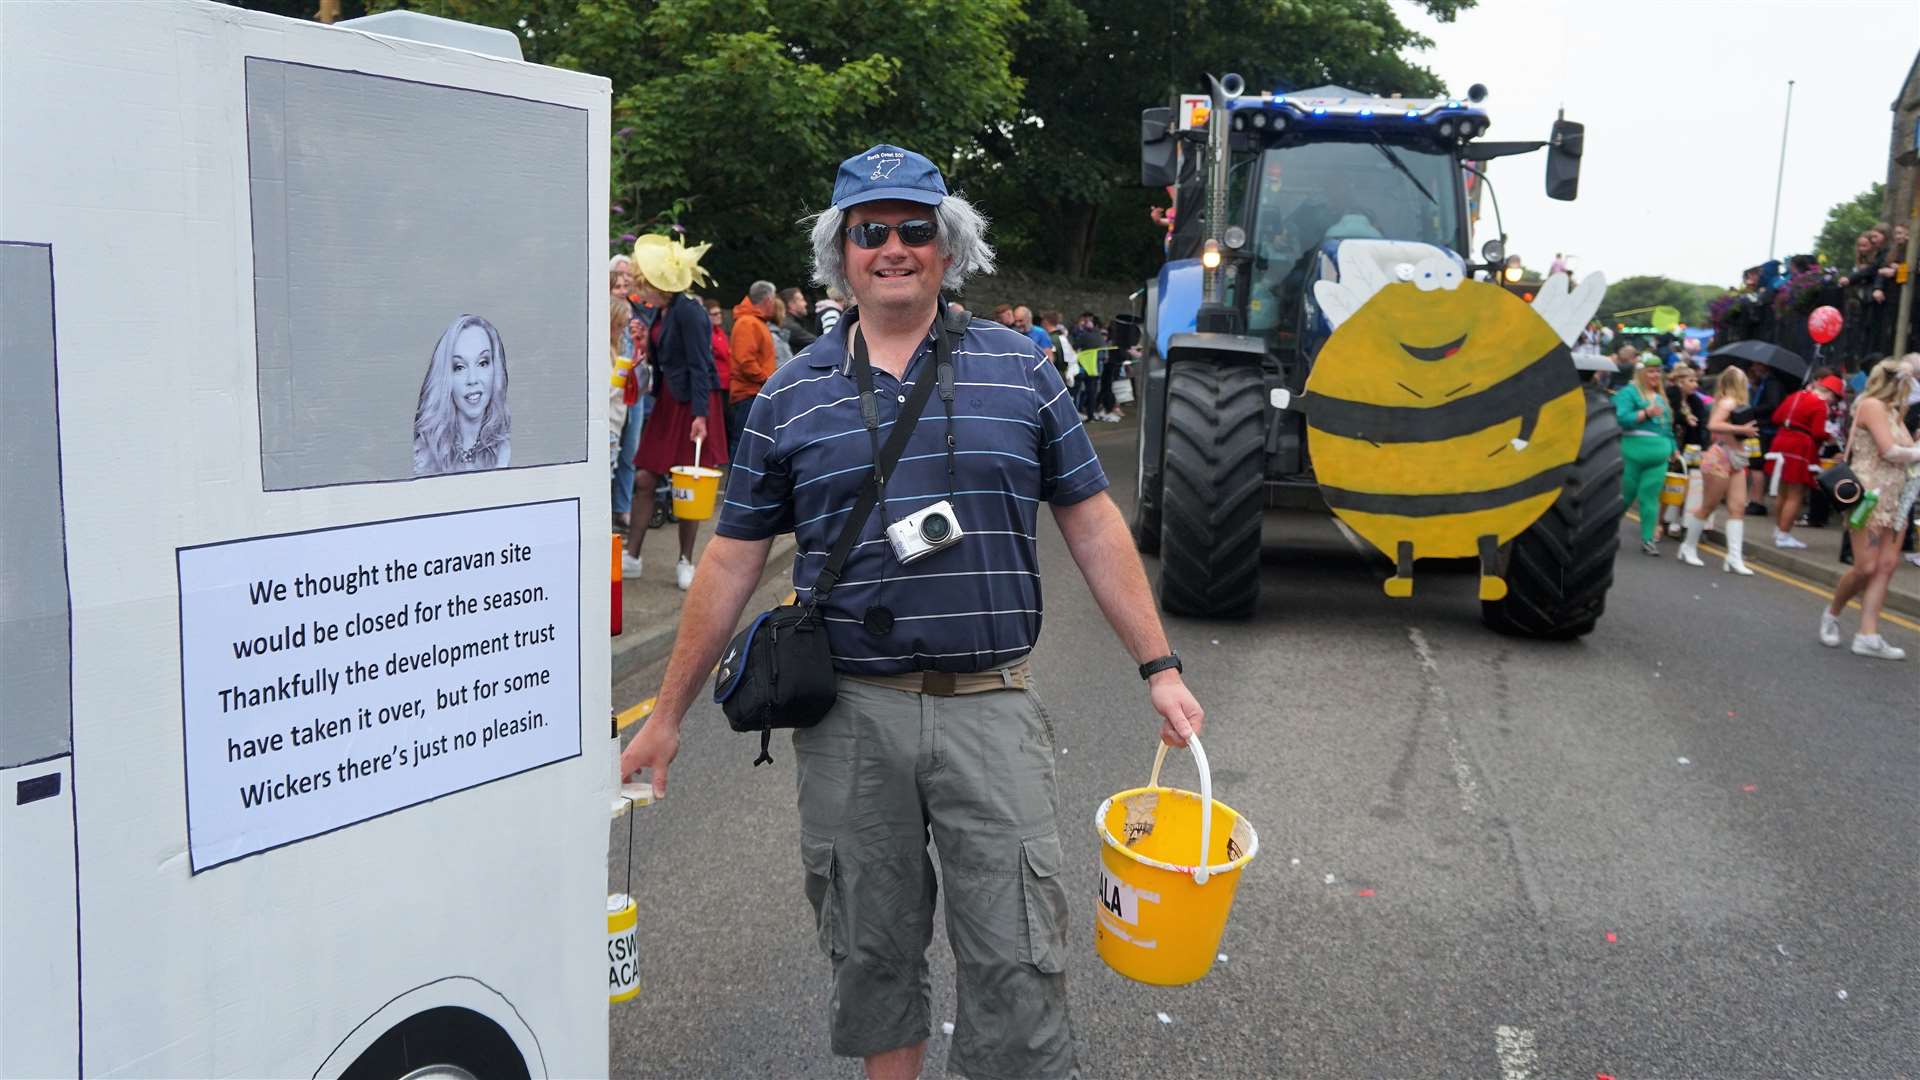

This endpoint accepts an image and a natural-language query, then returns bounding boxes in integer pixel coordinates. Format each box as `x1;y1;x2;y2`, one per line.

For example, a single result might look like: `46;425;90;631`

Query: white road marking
1408;627;1483;814
1494;1025;1538;1080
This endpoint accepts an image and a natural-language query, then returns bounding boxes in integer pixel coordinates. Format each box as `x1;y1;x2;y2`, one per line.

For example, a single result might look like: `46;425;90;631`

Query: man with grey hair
725;279;780;457
621;144;1204;1079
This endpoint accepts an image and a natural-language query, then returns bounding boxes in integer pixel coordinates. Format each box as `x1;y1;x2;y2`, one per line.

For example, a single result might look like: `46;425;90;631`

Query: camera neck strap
811;304;965;606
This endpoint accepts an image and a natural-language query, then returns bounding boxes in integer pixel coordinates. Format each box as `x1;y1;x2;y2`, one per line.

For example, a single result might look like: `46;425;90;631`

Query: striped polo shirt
715;311;1108;674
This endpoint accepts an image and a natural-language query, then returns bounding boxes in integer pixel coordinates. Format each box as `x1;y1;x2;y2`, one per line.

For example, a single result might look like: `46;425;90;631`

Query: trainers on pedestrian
1667;521;1683;537
675;556;695;591
1641;540;1660;556
1906;553;1920;568
1773;530;1807;549
1850;633;1906;661
621;552;643;578
1819;611;1842;648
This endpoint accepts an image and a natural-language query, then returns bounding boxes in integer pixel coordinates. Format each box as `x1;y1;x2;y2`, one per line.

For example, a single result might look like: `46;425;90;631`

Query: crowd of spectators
1600;325;1919;658
1711;224;1912;368
986;303;1139;423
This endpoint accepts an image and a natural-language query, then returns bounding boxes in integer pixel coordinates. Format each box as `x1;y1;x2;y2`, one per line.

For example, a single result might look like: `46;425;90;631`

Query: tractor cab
1148;82;1582;368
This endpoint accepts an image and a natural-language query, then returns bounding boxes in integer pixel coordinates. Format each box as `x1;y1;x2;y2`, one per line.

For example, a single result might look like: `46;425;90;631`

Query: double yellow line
1689;538;1920;634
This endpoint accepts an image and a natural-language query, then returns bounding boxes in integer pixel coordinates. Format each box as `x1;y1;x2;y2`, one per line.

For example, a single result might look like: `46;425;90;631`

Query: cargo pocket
801;832;847;961
1018;831;1069;974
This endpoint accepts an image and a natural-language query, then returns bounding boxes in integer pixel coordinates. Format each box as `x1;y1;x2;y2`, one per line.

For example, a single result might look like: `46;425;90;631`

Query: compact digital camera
885;499;965;565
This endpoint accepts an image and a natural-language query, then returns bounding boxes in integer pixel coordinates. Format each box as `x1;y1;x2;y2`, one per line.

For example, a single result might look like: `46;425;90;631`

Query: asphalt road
610;423;1918;1079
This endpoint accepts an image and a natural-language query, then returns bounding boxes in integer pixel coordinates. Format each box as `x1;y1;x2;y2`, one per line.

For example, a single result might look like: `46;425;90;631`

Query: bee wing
1314;280;1365;330
1531;271;1607;346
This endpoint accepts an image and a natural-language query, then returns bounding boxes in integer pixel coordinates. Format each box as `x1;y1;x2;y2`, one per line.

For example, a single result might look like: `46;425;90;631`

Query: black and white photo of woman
413;313;512;475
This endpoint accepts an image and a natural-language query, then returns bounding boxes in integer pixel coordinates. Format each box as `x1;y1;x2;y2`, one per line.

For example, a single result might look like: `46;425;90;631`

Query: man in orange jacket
727;280;780;458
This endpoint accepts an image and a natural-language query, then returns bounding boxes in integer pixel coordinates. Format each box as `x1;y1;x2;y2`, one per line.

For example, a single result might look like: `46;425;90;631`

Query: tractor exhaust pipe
1202;72;1242;305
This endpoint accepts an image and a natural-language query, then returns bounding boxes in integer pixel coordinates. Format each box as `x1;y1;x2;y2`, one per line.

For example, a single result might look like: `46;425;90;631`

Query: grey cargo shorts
792;676;1076;1079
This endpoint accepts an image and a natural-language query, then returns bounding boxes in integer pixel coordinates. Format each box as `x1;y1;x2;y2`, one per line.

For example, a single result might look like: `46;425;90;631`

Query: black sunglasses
846;219;938;250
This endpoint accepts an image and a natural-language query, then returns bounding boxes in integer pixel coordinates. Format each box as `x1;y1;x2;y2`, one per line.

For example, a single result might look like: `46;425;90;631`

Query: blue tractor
1131;75;1624;636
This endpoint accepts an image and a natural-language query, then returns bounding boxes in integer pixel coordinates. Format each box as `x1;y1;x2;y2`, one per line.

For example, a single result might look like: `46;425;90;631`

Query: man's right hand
620;717;680;799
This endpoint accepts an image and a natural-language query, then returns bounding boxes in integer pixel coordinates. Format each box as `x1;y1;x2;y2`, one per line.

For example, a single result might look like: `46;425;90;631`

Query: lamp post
1766;79;1794;260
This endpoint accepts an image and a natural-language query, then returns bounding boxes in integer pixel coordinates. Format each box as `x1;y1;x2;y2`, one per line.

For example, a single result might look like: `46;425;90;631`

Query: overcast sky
1393;0;1917;287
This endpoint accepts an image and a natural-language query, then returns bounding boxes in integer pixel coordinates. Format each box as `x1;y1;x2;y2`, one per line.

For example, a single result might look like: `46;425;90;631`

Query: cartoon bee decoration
1289;241;1606;600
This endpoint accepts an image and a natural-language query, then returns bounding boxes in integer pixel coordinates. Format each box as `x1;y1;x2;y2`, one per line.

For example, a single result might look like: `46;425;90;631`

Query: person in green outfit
1616;356;1676;556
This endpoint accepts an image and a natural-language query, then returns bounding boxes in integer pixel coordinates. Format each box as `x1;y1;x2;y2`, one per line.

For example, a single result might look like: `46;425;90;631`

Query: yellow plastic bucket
670;436;722;521
1660;471;1688;508
1093;736;1257;985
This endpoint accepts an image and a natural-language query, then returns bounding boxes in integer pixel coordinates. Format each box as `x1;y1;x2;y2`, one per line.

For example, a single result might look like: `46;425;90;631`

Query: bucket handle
1147;735;1212;886
692;435;703;470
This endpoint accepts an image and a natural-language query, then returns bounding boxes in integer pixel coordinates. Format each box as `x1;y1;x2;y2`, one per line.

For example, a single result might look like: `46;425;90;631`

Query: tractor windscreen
1242;140;1462;333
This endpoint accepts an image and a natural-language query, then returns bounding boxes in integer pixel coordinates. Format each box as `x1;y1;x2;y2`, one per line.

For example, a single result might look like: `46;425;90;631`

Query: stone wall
956;269;1145;324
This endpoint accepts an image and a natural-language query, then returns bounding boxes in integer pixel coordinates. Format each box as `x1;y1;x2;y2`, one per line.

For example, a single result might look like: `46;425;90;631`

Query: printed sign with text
177;500;581;871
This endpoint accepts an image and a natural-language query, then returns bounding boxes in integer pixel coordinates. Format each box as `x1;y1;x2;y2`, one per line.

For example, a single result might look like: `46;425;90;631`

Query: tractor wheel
1481;387;1623;639
1158;359;1266;617
1130;400;1162;554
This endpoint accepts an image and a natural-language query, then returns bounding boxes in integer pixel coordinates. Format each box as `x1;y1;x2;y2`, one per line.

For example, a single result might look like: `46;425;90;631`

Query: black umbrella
1704;339;1808;381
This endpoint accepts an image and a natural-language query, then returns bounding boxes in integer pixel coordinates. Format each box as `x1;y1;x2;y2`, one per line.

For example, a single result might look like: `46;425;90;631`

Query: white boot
1722;519;1755;575
1677;515;1706;566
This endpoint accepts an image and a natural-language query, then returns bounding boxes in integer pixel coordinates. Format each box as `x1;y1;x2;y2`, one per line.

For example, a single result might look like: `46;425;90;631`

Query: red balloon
1808;305;1843;345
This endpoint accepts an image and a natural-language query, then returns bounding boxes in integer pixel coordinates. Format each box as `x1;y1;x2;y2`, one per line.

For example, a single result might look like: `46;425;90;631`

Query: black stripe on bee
1301;343;1578;444
1320;464;1571;517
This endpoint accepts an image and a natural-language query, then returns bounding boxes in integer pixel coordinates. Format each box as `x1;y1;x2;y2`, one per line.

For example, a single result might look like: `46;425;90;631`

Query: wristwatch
1138;652;1183;680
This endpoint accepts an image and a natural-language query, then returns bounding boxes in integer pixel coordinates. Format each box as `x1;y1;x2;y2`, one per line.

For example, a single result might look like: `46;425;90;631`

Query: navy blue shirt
716;312;1108;674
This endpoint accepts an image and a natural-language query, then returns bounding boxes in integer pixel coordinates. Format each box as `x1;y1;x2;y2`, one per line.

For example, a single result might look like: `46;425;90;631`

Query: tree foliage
974;0;1473;280
231;0;1474;292
1813;182;1887;269
1601;275;1718;328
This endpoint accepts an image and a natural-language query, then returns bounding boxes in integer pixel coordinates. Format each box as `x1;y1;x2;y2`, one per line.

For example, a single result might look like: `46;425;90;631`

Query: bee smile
1400;334;1468;362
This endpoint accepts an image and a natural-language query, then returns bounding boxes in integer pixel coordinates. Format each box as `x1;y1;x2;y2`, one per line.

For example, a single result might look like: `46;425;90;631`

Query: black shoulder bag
1819;412;1865;508
712;305;966;765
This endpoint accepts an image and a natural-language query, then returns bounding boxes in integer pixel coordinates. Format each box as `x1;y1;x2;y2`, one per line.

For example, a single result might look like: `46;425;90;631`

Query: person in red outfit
624;235;729;591
1769;374;1843;549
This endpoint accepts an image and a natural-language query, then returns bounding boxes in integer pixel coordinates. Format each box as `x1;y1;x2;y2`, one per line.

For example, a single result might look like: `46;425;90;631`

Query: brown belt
844;661;1033;697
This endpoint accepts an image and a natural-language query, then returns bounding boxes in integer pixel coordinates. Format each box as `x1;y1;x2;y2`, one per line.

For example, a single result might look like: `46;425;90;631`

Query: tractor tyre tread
1481;387;1623;639
1159;360;1266;618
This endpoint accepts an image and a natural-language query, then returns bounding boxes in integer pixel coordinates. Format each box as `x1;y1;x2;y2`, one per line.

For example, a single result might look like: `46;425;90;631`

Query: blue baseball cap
831;144;947;211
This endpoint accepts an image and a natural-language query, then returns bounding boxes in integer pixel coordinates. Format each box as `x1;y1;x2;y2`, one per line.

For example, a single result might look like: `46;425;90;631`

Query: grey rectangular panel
246;59;590;489
0;242;74;767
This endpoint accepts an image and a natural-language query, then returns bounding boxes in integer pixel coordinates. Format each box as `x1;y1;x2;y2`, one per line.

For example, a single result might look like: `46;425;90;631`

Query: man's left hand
1149;672;1204;747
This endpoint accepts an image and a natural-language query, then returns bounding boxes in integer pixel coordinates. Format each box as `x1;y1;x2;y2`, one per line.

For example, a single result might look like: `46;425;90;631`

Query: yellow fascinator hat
631;233;714;295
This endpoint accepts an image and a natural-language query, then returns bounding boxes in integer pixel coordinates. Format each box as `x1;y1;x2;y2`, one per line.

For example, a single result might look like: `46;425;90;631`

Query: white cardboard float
0;2;613;1075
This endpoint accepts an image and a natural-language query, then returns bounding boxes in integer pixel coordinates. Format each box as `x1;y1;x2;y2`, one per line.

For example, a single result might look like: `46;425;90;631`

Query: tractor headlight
1201;239;1222;270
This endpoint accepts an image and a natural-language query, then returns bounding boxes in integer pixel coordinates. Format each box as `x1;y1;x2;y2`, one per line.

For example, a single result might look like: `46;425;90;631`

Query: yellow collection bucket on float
1094;735;1258;985
607;781;655;1004
670;435;723;521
